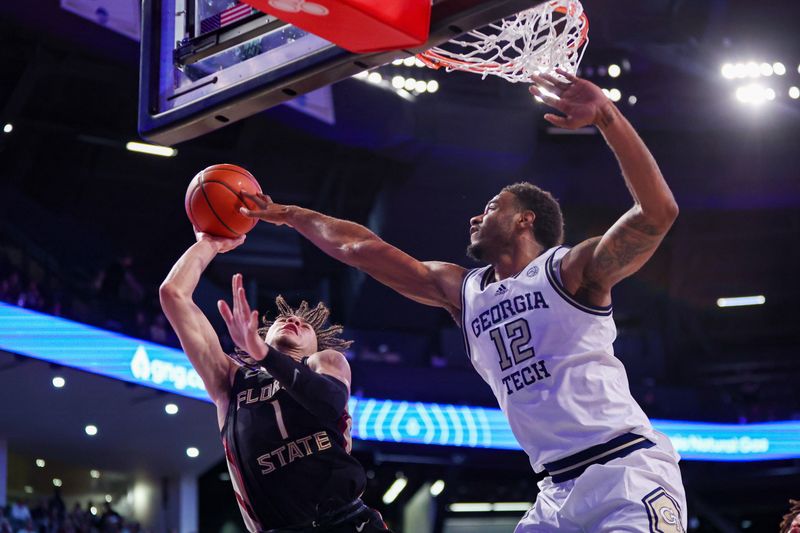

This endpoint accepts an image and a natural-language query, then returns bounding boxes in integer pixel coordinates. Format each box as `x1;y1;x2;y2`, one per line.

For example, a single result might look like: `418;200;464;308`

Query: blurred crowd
0;246;178;348
1;499;138;533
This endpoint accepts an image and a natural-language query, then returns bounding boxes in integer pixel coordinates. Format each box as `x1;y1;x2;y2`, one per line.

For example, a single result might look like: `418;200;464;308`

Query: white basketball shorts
515;437;687;533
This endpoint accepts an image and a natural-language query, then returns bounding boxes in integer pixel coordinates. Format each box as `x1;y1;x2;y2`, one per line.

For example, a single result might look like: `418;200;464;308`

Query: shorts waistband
543;432;655;483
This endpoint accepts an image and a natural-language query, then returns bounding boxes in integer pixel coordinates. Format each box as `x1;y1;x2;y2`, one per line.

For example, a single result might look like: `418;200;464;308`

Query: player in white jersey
240;69;686;532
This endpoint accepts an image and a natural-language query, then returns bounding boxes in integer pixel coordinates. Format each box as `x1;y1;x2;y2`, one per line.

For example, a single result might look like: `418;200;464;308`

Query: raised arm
159;234;244;406
530;70;679;304
240;194;466;320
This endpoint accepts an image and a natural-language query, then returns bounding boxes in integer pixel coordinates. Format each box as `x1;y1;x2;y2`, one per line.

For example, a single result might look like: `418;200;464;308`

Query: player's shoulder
307;349;349;369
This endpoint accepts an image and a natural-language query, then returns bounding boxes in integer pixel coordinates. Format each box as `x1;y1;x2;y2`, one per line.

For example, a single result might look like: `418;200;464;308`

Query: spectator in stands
9;500;31;532
15;518;35;533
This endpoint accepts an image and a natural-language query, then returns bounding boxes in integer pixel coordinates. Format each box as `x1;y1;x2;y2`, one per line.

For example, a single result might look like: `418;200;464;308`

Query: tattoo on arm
594;217;663;273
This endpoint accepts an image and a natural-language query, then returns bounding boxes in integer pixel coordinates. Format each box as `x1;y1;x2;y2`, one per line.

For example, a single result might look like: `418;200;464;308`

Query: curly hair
780;499;800;533
502;182;564;249
228;295;352;370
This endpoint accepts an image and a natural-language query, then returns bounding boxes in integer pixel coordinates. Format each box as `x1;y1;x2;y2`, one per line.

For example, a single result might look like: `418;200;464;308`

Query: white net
418;0;589;83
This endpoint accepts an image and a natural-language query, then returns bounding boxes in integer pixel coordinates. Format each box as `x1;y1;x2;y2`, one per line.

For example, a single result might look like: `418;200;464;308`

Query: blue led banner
2;302;799;462
0;302;208;401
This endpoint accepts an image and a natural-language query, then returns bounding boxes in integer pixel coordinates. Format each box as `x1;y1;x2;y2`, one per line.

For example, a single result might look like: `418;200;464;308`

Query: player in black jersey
160;230;391;533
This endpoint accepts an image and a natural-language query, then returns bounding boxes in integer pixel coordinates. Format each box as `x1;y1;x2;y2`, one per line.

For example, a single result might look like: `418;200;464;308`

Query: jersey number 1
488;317;535;371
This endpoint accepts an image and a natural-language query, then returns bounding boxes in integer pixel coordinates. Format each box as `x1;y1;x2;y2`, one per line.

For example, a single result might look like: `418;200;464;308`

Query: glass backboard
139;0;545;145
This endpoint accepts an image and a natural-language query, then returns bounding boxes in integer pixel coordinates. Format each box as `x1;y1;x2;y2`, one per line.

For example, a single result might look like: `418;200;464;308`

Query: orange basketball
184;164;262;238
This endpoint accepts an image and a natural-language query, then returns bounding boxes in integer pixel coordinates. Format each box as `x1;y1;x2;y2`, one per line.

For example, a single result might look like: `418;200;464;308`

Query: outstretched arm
240;195;466;319
159;233;244;405
530;70;678;304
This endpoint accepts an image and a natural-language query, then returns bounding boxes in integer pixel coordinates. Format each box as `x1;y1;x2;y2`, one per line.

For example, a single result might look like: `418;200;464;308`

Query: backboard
138;0;545;145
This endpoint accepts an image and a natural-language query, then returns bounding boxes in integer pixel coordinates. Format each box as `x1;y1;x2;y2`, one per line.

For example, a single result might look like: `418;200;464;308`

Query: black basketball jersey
221;365;367;532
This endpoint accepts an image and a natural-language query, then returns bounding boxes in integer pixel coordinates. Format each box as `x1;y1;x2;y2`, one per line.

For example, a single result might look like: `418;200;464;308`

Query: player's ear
519;210;535;229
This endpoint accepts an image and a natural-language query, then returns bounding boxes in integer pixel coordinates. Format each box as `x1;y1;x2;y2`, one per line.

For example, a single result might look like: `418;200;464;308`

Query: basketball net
417;0;589;83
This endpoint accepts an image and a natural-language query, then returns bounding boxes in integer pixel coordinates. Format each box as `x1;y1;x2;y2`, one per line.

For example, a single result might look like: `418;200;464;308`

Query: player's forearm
160;240;218;299
284;206;381;267
596;103;679;230
260;346;348;421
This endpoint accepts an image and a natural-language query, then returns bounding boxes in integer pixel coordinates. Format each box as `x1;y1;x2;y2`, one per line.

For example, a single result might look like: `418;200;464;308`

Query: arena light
391;59;404;66
2;123;12;133
395;89;413;101
35;459;46;468
759;62;773;77
125;141;177;157
90;469;101;479
745;62;760;78
716;295;765;308
186;447;199;458
426;80;439;93
721;63;736;79
352;71;368;80
90;506;97;516
403;78;417;92
165;403;179;415
391;76;405;89
24;486;33;494
85;424;98;436
789;86;800;99
773;62;786;76
492;502;534;512
105;495;113;503
430;480;445;496
608;64;621;78
402;57;416;67
382;476;408;504
735;84;772;105
449;503;493;512
52;376;65;388
367;72;382;84
414;80;427;93
628;95;638;106
53;478;62;487
608;88;622;102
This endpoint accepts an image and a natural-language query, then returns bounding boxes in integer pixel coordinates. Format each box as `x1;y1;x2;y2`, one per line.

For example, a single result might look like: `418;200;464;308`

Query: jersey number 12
488;317;535;371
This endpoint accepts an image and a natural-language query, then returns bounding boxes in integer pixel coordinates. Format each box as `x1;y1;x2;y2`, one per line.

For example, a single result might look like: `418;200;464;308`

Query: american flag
200;3;256;34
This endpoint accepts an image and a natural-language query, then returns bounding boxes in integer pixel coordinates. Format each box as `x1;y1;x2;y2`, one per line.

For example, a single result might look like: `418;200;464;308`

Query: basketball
184;164;262;238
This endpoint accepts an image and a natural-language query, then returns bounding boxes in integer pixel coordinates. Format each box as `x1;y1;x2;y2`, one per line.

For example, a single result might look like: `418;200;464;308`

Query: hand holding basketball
529;69;611;129
239;192;293;227
185;164;263;238
194;230;246;254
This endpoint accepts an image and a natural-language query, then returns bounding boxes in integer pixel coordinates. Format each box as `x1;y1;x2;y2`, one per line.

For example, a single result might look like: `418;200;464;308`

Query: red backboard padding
241;0;431;53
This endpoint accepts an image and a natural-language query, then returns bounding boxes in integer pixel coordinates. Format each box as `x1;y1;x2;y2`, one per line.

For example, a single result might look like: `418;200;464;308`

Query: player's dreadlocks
229;295;352;370
779;499;800;533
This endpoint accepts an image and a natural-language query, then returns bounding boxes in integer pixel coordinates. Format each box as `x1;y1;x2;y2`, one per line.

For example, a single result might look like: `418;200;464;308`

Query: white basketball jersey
461;246;658;473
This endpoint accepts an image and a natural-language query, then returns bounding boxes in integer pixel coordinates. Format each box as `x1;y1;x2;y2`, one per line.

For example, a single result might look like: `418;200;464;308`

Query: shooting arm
159;239;234;404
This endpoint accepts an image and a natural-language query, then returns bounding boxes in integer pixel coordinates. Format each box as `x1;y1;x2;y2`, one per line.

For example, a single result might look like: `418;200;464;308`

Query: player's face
790;514;800;533
265;315;319;355
466;191;517;261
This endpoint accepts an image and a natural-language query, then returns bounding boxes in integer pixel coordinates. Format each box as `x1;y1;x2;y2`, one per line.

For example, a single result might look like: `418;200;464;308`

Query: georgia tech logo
268;0;329;16
643;487;684;533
